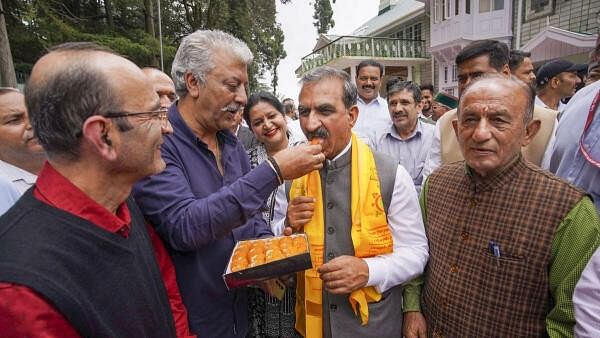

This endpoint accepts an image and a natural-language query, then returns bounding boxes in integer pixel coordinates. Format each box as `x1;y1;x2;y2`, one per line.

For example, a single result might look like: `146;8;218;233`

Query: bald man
0;43;193;337
403;75;599;338
143;67;177;110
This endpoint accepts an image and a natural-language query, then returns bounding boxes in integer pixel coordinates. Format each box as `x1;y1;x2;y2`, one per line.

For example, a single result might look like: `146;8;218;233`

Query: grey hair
385;78;422;104
458;73;534;124
25;54;122;160
171;29;253;97
299;66;357;109
25;42;129;159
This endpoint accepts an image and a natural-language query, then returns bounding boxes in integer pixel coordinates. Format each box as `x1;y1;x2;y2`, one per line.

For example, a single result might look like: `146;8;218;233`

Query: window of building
414;23;422;40
479;0;503;12
434;0;444;22
391;23;422;41
455;0;460;15
479;0;490;12
524;0;554;21
466;0;471;13
452;64;457;82
445;0;452;19
444;66;448;83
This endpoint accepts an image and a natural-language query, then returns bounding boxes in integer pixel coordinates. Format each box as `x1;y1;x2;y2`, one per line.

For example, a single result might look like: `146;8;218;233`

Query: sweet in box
223;233;312;289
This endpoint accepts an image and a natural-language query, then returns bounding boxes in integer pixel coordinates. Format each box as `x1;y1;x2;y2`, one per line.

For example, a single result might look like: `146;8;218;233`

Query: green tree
0;0;17;86
313;0;334;34
4;0;289;92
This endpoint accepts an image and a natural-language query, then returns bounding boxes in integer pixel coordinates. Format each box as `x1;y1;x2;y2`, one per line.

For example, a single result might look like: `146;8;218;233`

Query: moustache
306;127;329;141
221;103;242;113
361;85;375;90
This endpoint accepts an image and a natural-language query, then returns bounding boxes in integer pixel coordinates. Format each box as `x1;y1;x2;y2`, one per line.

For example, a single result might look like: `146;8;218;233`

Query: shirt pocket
479;246;531;306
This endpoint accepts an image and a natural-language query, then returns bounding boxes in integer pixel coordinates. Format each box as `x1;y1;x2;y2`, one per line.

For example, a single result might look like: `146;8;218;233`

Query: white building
297;0;599;96
296;0;432;96
430;0;599;94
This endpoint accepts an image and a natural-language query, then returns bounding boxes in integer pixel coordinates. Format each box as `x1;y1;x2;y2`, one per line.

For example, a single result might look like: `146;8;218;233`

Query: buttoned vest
319;148;404;338
439;106;558;166
422;157;584;337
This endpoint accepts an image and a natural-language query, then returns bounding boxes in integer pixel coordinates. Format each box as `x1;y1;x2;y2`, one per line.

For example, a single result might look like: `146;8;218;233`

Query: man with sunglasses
549;46;600;215
0;42;195;337
549;72;600;213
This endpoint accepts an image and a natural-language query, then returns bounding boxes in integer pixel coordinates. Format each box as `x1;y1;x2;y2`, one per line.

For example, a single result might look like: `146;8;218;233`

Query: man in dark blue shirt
133;30;325;338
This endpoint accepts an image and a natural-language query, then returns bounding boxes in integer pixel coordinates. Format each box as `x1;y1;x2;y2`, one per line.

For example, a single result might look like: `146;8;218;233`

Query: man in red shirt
0;42;194;337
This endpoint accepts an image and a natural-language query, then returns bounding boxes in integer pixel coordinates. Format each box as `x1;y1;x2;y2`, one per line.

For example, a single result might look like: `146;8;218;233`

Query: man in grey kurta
286;66;429;338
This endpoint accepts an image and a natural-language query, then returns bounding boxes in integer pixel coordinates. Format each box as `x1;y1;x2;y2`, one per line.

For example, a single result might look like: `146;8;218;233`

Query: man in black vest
286;66;429;338
0;43;194;337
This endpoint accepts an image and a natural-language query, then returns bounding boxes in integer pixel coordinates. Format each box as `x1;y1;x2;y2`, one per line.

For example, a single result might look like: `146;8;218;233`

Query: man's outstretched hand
272;143;324;180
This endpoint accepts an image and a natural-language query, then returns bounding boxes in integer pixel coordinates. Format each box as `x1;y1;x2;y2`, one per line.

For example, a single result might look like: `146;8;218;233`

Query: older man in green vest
402;74;600;338
422;40;558;181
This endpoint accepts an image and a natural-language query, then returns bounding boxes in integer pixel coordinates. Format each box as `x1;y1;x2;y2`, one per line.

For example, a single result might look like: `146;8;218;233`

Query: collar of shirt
169;103;239;149
0;159;37;186
33;162;132;237
385;119;423;142
357;95;385;107
465;153;523;193
330;138;353;162
535;95;551;109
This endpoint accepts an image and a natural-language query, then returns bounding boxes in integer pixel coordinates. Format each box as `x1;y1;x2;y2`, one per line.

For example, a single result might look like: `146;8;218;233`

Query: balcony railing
300;35;428;74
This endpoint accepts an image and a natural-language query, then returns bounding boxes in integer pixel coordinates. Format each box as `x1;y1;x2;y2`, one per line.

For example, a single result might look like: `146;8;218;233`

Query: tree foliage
313;0;335;35
4;0;288;92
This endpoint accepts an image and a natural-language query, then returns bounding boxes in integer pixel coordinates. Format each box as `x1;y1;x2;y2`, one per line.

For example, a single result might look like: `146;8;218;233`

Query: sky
274;0;379;101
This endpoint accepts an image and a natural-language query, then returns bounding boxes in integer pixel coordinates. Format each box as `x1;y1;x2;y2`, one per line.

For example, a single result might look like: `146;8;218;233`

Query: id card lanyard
579;88;600;168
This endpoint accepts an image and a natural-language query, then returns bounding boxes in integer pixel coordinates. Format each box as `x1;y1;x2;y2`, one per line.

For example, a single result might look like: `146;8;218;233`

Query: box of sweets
223;233;312;290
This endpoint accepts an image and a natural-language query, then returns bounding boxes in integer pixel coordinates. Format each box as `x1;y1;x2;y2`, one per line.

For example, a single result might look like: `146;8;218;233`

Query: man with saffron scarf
285;66;429;338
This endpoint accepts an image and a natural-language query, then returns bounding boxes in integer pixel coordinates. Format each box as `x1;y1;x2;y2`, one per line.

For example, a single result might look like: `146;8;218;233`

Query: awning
522;26;598;62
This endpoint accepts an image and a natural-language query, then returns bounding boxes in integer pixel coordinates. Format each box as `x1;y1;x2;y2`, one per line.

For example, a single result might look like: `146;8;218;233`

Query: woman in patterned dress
243;92;302;338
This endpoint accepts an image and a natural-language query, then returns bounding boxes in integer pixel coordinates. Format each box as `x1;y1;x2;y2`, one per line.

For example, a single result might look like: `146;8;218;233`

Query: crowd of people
0;28;599;338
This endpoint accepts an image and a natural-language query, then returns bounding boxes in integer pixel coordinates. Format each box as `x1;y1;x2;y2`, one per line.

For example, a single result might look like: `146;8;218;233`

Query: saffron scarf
290;133;393;338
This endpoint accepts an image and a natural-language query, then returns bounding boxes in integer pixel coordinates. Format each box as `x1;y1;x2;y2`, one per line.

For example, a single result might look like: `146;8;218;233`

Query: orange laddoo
278;237;293;248
292;236;307;251
247;246;263;258
231;236;308;270
248;254;265;267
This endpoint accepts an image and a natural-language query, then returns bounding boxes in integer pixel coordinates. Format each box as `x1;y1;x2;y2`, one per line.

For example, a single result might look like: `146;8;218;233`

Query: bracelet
267;156;284;185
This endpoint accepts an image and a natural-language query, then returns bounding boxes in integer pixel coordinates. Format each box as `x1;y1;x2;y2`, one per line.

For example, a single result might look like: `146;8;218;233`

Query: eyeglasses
105;108;169;128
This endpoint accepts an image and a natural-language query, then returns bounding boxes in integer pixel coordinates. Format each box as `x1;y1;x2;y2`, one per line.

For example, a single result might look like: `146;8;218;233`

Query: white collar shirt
0;160;37;195
354;96;391;142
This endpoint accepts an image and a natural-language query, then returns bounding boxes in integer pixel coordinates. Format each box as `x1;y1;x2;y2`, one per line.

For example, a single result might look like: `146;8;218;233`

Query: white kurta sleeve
422;122;442;182
363;165;429;293
574;247;600;337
